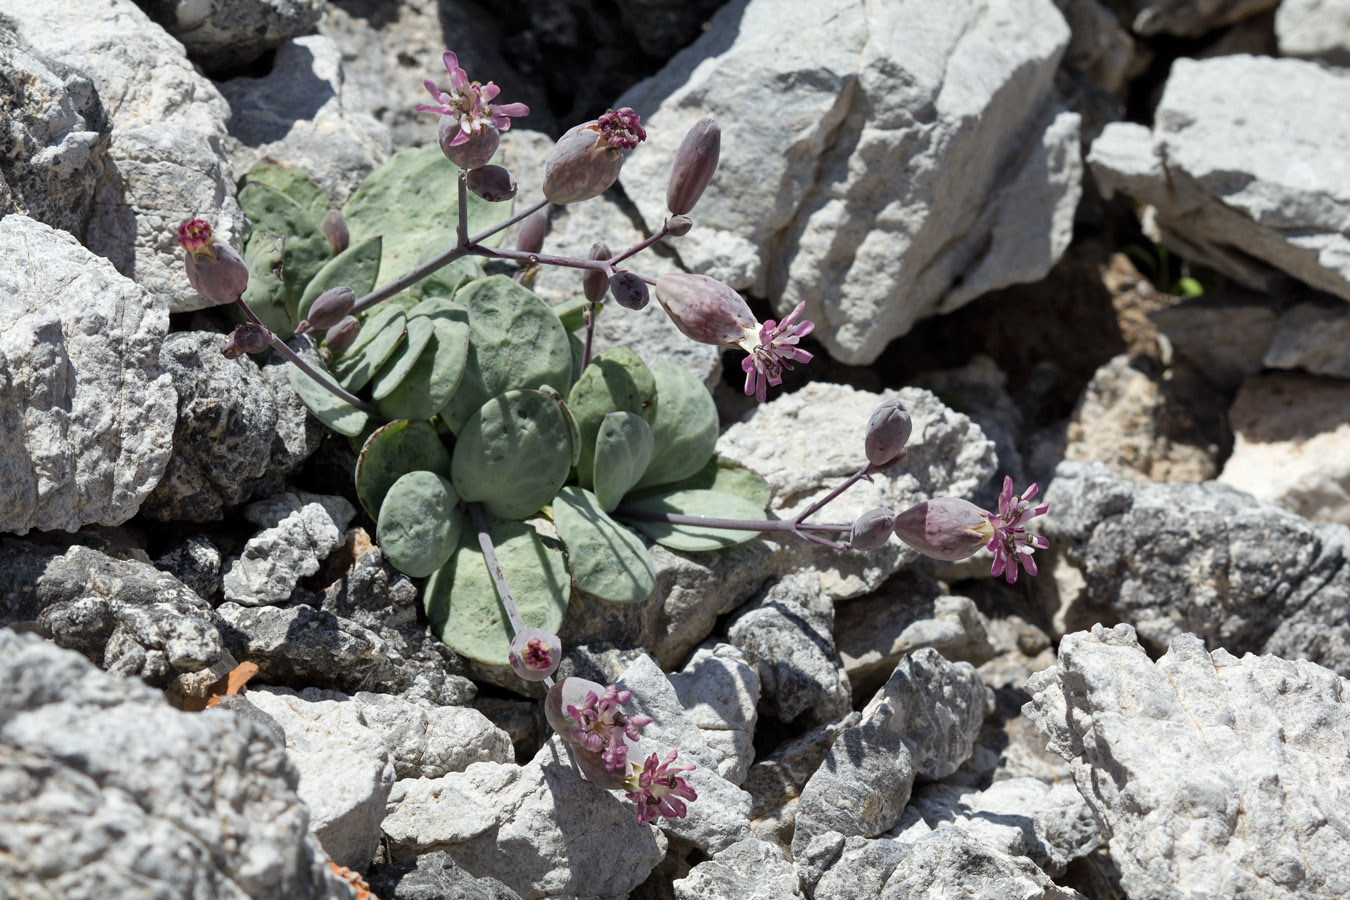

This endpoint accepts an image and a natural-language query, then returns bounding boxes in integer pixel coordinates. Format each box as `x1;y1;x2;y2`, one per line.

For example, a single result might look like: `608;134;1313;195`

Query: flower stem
456;169;469;247
467;502;526;636
612;506;849;534
793;463;873;526
609;218;672;267
582;302;597;370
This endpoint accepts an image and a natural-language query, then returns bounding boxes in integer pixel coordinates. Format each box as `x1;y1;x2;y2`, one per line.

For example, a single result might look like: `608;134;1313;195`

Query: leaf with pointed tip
378;471;463;577
593;412;654;512
635;358;718;490
451;389;573;519
554;487;655;604
617;489;766;551
355;419;453;519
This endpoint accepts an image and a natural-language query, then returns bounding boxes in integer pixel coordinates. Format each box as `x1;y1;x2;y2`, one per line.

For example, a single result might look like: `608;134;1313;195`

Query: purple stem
609;218;672;267
582;303;597;370
468;502;527;636
793;463;873;525
232;299;378;414
456;169;469;248
613;506;850;533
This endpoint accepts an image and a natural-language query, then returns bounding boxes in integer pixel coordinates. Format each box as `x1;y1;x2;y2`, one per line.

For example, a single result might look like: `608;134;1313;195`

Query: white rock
1024;624;1350;900
1090;56;1350;302
1219;372;1350;525
237;686;395;871
618;0;1080;364
2;0;246;312
674;838;804;900
0;216;175;534
669;643;761;785
352;691;514;779
223;492;357;605
1277;0;1350;64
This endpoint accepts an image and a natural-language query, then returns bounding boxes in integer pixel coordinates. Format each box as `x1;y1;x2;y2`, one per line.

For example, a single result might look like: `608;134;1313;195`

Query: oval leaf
355;419;453;518
288;356;371;438
297;235;382;324
617;489;766;551
554;487;655;604
451;389;573;519
375;298;471;421
566;347;657;490
636;358;718;490
377;471;463;577
369;315;435;400
593;411;654;512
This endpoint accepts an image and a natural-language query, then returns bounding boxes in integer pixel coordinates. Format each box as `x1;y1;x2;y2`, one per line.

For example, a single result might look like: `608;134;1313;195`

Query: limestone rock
674;838;803;900
1264;300;1350;379
1149;293;1278;392
220;35;392;206
247;686;396;870
140;0;323;72
618;0;1081;364
1277;0;1350;65
1025;624;1350;900
0;216;175;533
223;492;356;606
0;629;349;899
367;851;522;900
1219;372;1350;525
3;0;246;312
668;643;761;785
353;691;514;780
743;712;860;848
1121;0;1277;36
1089;56;1350;302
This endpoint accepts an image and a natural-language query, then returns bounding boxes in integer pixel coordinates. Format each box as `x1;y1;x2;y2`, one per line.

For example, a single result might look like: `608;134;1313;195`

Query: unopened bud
596;107;646;150
849;507;897;550
892;498;990;561
667;215;693;237
178;219;249;306
307;286;355;331
654;272;757;345
466;164;517;202
221;323;269;359
509;627;562;682
584;242;611;302
609;271;649;310
543;121;624;204
440;118;499;170
865;399;912;468
324;315;360;355
515;209;548;257
321;208;348;254
667;117;720;216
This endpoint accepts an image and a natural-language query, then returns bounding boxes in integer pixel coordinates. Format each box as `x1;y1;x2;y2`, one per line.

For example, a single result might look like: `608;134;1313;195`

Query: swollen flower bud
515;209;548;257
307;286;355;331
654;272;757;345
583;242;611;302
177;218;249;306
221;323;270;359
321;208;349;254
440;117;499;169
324;315;361;355
864;399;912;468
596;107;646;150
466;164;517;202
509;628;561;682
892;497;990;561
849;507;896;550
609;272;649;310
543;121;625;204
667;117;720;216
667;215;693;237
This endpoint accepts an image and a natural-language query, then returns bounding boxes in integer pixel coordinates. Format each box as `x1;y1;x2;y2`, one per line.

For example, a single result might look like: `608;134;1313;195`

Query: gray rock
366;851;522;900
1219;372;1350;525
1054;0;1140;94
1265;300;1350;379
668;643;760;785
0;540;223;685
1277;0;1350;64
0;628;348;899
674;838;803;900
1120;0;1276;35
246;686;395;870
810;827;1085;900
727;574;852;727
1042;460;1350;675
220;35;392;206
140;0;323;72
223;492;356;605
0;28;108;241
217;600;390;688
1025;624;1350;900
743;712;860;848
618;0;1081;364
153;535;224;604
353;691;514;780
1149;293;1278;392
792;649;992;859
3;0;247;313
1090;56;1350;302
0;215;175;534
916;355;1027;501
383;738;667;900
139;332;280;522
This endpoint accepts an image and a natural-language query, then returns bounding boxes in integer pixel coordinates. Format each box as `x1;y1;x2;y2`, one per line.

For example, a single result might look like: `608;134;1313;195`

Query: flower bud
439;117;499;169
466;164;517;202
306;286;355;331
865;398;912;468
321;208;348;254
543;121;625;204
515;209;548;257
221;322;270;359
609;272;649;311
509;628;561;682
596;107;646;150
654;272;757;345
667;117;720;216
849;507;896;550
892;497;990;561
324;315;361;355
584;242;611;303
178;218;249;306
667;215;693;237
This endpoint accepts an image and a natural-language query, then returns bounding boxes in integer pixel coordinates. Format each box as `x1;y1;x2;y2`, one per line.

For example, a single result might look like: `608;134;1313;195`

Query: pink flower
566;684;653;772
982;477;1049;583
416;51;528;147
740;302;815;402
624;751;697;826
596;107;646;150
